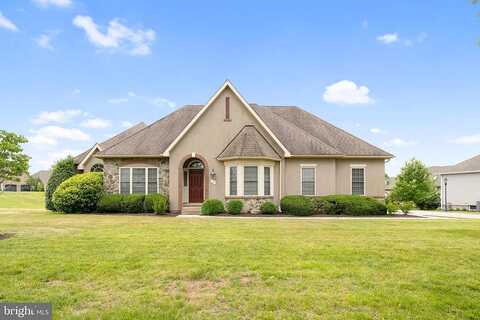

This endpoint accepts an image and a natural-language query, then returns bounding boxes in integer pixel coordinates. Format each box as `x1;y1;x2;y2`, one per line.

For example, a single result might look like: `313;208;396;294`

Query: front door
188;169;204;203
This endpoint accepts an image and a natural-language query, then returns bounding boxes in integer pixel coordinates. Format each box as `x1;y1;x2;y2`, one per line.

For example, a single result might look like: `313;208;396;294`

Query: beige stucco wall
168;87;282;211
283;158;385;199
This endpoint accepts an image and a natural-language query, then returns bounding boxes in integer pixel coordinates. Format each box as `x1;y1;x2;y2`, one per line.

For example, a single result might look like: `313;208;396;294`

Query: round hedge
201;199;224;215
226;200;243;215
52;172;103;213
280;195;314;216
260;201;278;214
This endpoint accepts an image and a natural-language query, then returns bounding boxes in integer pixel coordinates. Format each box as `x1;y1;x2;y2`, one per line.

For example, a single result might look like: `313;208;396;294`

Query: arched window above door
185;159;204;169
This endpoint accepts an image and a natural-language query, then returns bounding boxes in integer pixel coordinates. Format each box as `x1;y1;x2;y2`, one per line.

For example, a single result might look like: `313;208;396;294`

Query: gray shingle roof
74;122;147;164
97;103;392;158
217;125;281;160
97;105;202;157
438;154;480;173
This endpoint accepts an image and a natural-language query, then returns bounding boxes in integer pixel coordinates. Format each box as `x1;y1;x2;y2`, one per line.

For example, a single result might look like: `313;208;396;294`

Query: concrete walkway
408;210;480;219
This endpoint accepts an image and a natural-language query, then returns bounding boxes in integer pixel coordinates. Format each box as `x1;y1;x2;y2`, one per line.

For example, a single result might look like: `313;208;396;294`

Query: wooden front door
188;169;204;203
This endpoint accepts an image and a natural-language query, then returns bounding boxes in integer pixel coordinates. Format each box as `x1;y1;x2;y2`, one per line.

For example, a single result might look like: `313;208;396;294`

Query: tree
45;156;76;210
0;130;29;190
389;159;440;210
26;175;44;192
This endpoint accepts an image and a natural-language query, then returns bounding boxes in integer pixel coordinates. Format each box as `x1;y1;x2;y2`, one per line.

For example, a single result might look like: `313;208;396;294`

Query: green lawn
1;210;480;319
0;192;44;209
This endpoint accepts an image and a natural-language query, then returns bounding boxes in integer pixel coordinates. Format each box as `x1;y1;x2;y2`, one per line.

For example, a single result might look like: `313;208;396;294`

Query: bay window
226;164;274;197
244;166;258;196
229;167;237;196
119;167;159;195
264;167;271;196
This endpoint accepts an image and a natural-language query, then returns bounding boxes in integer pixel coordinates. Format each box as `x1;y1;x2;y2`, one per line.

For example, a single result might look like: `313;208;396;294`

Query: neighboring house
429;165;452;192
0;173;30;192
74;122;147;173
433;154;480;210
31;170;51;187
385;176;396;196
92;81;393;213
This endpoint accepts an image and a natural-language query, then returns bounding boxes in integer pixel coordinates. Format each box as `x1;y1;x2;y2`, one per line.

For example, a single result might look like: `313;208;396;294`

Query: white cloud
35;31;59;50
32;109;83;125
370;128;386;134
32;0;72;8
107;98;128;104
449;134;480;145
377;33;398;44
384;138;417;147
34;149;81;170
29;126;90;146
0;12;18;32
73;15;156;56
128;91;136;97
81;118;111;129
323;80;373;105
121;121;133;128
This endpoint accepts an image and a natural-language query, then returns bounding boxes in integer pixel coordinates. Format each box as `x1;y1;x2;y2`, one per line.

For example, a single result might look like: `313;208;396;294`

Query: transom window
90;163;104;172
119;167;159;194
301;167;315;196
186;159;204;169
352;167;365;195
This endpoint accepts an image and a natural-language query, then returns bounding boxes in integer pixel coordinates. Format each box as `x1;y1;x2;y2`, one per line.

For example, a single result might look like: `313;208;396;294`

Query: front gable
164;81;290;157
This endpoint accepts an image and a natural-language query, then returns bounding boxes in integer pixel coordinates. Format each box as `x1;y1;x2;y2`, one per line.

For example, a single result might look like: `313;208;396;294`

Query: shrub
226;200;243;215
311;197;336;215
386;201;399;214
97;194;123;213
416;191;440;210
320;195;387;216
399;201;416;214
46;156;76;211
52;172;103;213
121;194;145;213
201;199;224;215
260;201;278;214
280;196;314;216
145;194;168;214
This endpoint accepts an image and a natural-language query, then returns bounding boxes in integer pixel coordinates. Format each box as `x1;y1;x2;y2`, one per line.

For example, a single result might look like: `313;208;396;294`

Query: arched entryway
182;158;206;204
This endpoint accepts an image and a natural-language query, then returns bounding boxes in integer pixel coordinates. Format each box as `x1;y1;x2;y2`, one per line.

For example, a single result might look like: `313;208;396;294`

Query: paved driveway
409;210;480;219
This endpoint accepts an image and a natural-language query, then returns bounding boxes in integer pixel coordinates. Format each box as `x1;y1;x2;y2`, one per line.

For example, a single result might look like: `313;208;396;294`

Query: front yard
1;209;480;319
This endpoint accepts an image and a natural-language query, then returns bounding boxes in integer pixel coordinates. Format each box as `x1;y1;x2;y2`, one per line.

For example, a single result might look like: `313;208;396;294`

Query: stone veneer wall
103;158;169;196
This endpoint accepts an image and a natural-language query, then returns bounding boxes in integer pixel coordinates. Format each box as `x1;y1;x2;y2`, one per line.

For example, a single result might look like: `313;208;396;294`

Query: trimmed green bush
97;194;168;214
97;194;123;213
312;197;336;215
121;194;145;213
399;201;416;214
147;194;168;214
260;201;278;214
201;199;224;215
45;156;76;211
280;196;314;216
226;200;243;215
386;201;399;214
320;195;387;216
52;172;103;213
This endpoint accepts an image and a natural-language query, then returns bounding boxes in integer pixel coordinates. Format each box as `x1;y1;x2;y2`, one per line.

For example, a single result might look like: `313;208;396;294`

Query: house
31;170;51;187
433;154;480;210
78;81;393;213
0;174;30;192
385;176;396;196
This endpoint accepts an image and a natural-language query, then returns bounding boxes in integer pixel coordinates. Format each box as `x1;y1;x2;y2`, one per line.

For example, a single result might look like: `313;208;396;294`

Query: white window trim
118;167;160;195
225;163;274;197
350;164;367;196
300;165;316;196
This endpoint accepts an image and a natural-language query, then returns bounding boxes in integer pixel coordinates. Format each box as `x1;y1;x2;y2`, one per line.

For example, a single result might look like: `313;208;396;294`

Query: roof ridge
99;105;201;155
99;122;146;148
255;106;343;155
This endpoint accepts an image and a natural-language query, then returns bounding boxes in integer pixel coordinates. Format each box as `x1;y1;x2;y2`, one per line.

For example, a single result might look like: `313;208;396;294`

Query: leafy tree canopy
0;130;30;187
45;156;77;210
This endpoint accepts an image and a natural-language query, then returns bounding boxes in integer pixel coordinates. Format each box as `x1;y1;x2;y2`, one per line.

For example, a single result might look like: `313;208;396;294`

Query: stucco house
0;173;30;192
75;81;393;213
432;154;480;210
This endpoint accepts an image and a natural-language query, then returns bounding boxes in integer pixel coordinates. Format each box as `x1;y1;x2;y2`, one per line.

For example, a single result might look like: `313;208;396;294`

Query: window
352;168;365;195
148;168;158;194
225;96;230;121
229;166;237;196
264;167;271;196
244;166;258;196
120;168;159;195
120;168;130;194
301;167;315;196
90;163;104;172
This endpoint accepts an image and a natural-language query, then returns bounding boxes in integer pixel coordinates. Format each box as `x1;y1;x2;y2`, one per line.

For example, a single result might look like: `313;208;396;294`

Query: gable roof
74;122;146;165
163;80;291;157
217;125;281;161
31;170;51;186
435;154;480;175
97;83;392;159
96;106;202;157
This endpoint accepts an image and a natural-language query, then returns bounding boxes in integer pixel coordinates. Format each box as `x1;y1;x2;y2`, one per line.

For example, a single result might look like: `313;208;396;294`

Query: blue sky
0;0;479;175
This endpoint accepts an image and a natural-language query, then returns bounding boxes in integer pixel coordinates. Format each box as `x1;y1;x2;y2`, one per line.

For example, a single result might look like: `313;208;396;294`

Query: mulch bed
0;233;14;240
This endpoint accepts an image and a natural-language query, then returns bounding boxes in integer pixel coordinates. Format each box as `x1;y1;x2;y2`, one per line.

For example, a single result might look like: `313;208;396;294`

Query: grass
1;210;480;319
0;192;44;209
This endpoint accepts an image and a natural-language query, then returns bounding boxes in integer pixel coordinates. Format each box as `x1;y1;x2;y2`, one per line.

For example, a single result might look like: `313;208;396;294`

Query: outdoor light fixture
444;176;448;212
210;169;216;181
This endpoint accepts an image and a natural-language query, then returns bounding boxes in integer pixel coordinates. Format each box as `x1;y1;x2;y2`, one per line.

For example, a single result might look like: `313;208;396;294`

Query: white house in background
435;154;480;211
